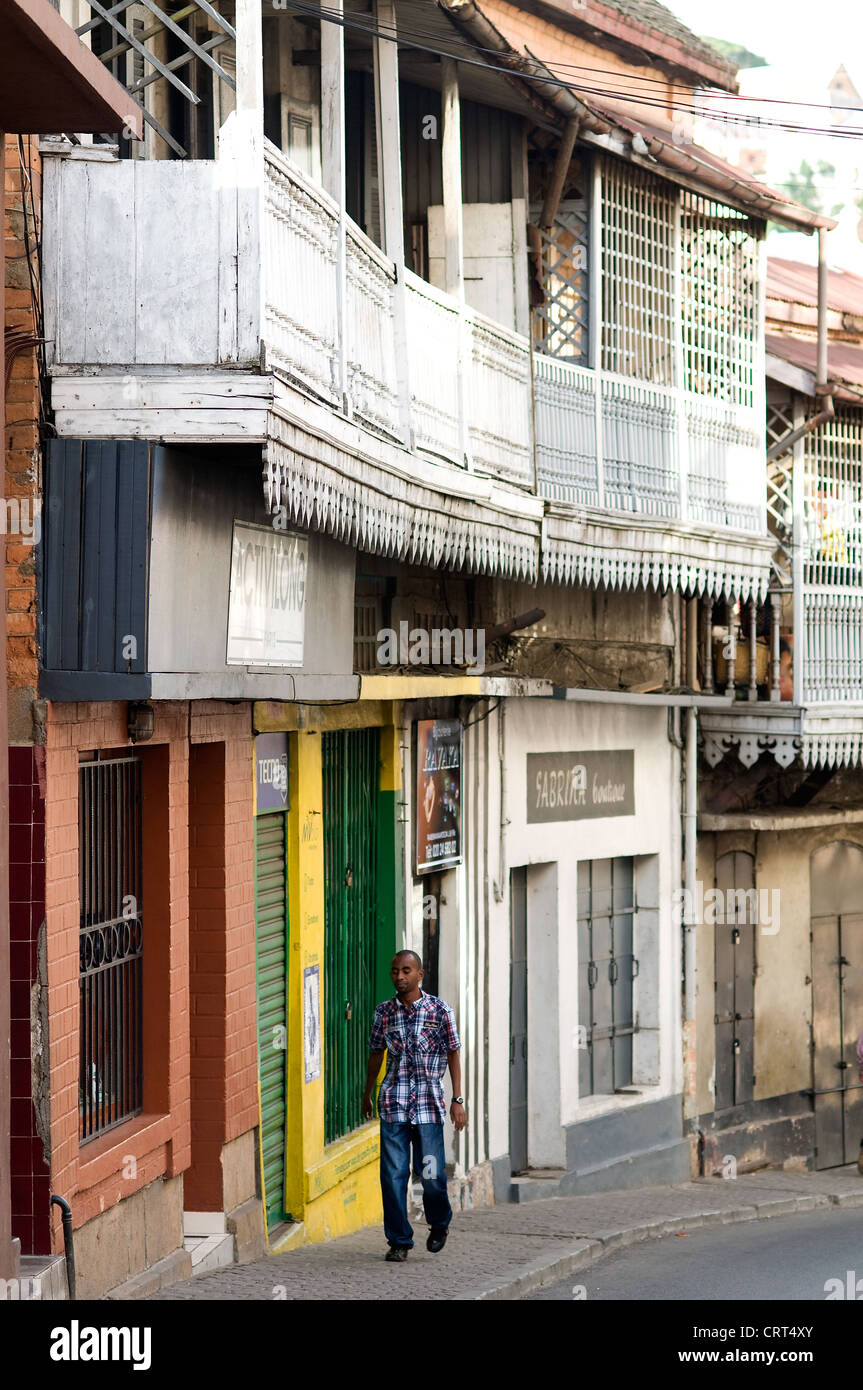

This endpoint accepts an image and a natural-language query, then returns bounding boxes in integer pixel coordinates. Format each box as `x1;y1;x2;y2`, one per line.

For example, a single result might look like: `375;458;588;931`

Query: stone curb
472;1191;862;1301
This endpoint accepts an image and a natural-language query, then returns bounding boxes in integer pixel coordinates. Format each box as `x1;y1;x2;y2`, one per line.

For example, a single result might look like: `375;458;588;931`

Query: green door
255;811;289;1231
323;728;380;1144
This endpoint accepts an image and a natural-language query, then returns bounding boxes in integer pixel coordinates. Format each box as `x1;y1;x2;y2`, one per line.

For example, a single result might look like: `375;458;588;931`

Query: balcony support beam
373;0;412;444
791;397;805;707
229;0;265;362
321;0;349;411
748;598;758;702
770;593;782;703
441;56;470;467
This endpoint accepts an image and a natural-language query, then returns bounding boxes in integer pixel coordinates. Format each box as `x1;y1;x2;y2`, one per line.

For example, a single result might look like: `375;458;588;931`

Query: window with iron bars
577;857;638;1097
78;754;143;1142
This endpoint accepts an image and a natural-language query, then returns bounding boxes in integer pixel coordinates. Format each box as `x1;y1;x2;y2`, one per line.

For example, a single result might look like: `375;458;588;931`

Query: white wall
401;694;682;1177
493;698;682;1160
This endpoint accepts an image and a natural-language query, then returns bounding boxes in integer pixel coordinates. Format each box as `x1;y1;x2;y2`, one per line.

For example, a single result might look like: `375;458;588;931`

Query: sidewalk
146;1166;863;1302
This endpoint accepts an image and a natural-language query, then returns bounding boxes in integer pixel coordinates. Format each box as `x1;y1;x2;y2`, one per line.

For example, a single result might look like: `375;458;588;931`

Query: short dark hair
392;949;423;969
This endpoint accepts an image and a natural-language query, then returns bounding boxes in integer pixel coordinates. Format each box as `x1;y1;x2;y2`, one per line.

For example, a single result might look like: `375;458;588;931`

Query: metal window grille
680;193;760;407
600;158;675;384
78;1;236;159
323;728;380;1144
78;755;143;1141
577;857;637;1097
353;596;383;674
767;399;796;591
530;199;590;363
801;408;863;701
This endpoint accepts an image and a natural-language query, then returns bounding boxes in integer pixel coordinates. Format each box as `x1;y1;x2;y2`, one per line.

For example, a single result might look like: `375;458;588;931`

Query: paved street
147;1166;863;1302
526;1204;863;1300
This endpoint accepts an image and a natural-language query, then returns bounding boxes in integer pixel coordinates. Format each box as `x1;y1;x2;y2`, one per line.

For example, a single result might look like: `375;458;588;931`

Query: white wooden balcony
42;137;766;545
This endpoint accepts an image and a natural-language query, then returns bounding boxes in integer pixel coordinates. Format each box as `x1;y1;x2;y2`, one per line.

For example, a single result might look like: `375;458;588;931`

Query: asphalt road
525;1206;863;1300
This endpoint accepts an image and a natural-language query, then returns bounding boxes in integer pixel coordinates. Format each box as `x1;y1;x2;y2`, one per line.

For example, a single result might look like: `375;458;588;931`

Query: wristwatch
452;1095;464;1105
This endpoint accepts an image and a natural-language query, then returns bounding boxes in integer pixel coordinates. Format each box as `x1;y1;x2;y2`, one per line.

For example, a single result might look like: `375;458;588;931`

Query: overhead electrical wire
275;0;863;141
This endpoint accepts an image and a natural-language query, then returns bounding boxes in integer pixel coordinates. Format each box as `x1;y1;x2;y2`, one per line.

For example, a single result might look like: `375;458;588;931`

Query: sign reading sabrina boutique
227;521;307;667
526;750;634;823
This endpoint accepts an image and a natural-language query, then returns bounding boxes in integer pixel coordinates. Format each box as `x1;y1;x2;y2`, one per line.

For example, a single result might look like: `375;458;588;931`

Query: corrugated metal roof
439;0;831;231
767;258;863;317
766;331;863;400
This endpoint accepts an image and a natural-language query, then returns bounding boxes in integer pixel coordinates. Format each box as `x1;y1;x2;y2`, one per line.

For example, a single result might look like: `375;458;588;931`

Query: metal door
811;842;863;1168
714;851;755;1111
255;811;289;1232
509;867;528;1175
322;728;379;1144
577;858;637;1096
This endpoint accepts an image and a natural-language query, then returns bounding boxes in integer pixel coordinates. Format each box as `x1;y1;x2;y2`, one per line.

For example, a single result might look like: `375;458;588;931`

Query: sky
667;0;863;74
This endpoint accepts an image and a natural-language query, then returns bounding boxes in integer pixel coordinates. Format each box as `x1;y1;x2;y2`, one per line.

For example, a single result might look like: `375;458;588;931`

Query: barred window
577;857;637;1097
600;158;675;384
681;193;761;407
78;755;143;1141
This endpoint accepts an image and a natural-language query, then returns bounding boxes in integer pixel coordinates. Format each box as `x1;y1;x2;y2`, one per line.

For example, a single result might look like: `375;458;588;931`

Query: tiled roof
595;0;733;75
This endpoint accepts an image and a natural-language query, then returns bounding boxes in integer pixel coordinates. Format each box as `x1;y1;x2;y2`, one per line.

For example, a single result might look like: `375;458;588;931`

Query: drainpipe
494;701;506;903
50;1194;76;1300
766;226;835;461
683;706;697;1020
683;601;699;1023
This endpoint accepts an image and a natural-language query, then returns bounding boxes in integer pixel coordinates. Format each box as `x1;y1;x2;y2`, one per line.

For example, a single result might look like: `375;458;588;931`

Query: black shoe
385;1245;410;1262
426;1227;448;1253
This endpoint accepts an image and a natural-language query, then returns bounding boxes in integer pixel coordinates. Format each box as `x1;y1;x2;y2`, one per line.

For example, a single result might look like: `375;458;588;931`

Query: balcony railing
42;137;765;535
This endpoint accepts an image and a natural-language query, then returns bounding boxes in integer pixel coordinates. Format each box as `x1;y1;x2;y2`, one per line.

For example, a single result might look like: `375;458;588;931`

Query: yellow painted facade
266;700;404;1246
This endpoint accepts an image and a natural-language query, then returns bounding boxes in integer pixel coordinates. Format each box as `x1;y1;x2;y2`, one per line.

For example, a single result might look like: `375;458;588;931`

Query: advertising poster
304;964;321;1083
255;732;289;813
416;719;462;874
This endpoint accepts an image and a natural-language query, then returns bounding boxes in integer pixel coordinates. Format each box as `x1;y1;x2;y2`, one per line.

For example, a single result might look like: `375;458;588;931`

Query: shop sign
227;521;307;667
526;749;634;823
416;719;462;873
255;732;289;813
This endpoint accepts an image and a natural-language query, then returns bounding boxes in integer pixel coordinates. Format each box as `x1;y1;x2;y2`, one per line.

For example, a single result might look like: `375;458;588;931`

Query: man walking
362;950;466;1261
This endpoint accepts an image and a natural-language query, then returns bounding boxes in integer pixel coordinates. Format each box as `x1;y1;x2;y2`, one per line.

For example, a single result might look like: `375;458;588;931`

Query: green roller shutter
323;728;380;1145
255;811;288;1231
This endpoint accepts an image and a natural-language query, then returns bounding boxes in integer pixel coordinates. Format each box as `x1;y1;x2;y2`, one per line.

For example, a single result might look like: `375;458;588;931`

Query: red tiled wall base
9;745;50;1255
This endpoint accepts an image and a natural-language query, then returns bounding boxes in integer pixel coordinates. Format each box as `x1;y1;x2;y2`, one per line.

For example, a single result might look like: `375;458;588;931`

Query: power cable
276;0;863;140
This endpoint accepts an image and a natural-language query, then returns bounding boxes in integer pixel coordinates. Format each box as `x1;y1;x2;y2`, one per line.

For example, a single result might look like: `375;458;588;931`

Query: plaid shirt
368;991;461;1124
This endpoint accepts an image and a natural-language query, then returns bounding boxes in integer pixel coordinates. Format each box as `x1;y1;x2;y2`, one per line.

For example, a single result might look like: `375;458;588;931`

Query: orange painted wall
44;699;257;1245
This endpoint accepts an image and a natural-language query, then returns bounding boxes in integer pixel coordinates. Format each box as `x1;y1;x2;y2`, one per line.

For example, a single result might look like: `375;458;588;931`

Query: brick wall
9;745;48;1255
482;0;685;125
39;700;257;1257
44;701;192;1244
4;133;40;704
186;705;257;1211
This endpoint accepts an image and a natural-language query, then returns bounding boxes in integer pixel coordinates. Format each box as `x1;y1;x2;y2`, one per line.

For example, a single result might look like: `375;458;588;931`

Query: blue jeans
379;1120;452;1248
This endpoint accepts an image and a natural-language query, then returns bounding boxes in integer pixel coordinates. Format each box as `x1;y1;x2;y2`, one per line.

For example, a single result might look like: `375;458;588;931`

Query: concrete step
183;1233;234;1277
510;1170;567;1203
3;1254;68;1300
559;1137;692;1196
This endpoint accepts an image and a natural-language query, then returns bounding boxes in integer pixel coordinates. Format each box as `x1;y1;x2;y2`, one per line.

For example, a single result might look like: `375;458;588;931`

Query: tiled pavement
147;1166;863;1301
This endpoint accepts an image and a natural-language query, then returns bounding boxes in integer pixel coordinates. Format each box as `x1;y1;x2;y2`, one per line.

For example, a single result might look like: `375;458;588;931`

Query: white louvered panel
680;192;760;408
802;410;863;702
600;157;675;385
